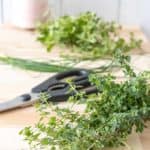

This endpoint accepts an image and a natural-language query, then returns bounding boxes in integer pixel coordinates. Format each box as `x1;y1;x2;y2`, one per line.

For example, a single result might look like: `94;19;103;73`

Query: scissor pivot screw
21;94;31;101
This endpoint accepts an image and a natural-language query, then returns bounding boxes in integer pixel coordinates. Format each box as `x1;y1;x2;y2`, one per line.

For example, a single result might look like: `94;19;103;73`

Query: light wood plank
62;0;119;21
0;0;3;23
3;0;12;23
118;0;150;39
48;0;61;18
138;0;150;39
119;0;140;25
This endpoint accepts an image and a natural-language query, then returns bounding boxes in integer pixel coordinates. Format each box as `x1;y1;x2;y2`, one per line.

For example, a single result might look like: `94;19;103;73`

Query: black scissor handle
31;69;89;93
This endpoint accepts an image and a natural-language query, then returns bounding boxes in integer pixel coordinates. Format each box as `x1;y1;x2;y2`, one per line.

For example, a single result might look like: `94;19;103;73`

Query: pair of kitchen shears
0;69;97;112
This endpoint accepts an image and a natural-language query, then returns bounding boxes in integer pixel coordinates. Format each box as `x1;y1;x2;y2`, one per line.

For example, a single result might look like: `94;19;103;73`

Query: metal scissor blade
0;93;39;112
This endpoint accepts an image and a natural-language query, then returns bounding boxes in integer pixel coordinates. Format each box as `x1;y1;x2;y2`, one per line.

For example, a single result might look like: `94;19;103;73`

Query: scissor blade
0;93;39;112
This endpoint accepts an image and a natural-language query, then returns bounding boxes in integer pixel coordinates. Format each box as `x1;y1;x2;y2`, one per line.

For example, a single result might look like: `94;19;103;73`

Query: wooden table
0;25;150;150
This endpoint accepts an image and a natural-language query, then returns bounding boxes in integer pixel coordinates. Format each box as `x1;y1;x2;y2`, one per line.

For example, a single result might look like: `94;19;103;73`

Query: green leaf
0;56;72;73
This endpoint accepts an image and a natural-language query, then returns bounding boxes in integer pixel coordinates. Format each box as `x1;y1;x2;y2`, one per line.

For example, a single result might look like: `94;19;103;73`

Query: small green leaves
37;12;142;60
20;52;150;150
48;117;56;126
41;138;51;145
19;127;32;137
114;49;136;77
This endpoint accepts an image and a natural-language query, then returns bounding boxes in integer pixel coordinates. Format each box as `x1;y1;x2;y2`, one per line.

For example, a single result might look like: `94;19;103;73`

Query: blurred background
0;0;149;38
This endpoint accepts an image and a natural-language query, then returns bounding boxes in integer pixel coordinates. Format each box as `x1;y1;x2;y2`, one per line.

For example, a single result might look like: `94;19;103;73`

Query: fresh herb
0;12;142;73
37;12;142;60
0;56;118;73
0;56;72;72
20;51;150;150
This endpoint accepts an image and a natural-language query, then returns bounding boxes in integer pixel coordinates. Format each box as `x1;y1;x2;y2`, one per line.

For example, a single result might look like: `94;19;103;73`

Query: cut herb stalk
0;56;120;74
0;56;72;72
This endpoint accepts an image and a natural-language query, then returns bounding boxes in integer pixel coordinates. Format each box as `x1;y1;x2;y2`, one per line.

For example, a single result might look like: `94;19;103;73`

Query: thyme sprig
20;50;150;150
37;12;142;60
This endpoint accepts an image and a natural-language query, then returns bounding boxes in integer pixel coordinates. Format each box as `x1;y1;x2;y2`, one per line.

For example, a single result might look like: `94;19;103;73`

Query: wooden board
0;25;150;150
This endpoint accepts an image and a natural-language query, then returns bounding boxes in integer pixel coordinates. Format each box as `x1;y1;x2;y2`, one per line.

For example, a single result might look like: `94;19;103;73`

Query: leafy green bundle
20;51;150;150
37;12;142;59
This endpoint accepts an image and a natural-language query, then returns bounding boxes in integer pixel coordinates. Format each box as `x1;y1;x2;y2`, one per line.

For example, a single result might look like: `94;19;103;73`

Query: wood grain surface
0;25;149;150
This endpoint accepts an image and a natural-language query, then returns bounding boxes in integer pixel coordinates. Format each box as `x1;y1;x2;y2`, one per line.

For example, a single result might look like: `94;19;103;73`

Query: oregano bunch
37;12;142;60
20;51;150;150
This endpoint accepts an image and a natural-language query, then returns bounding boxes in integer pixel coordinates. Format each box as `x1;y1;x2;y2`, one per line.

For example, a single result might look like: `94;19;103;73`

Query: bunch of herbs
20;50;150;150
37;12;142;60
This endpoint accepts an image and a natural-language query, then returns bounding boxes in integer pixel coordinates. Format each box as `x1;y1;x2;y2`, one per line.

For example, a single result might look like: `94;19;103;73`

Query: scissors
0;69;97;112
